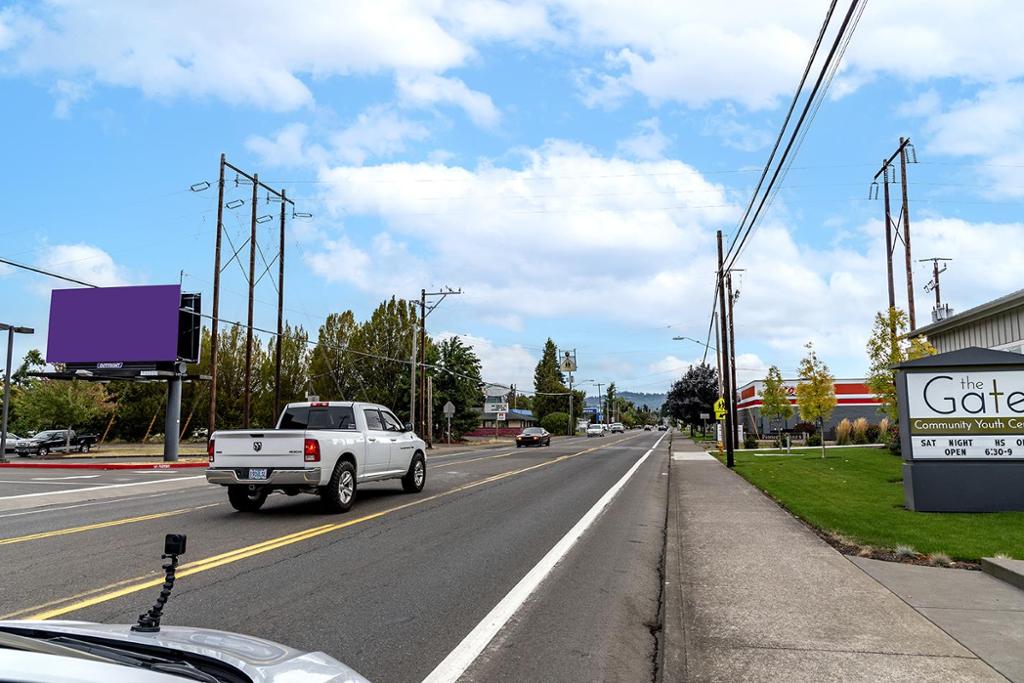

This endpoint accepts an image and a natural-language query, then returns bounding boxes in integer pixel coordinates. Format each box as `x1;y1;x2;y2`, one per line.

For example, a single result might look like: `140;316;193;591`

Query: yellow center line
15;432;649;621
428;450;518;469
0;504;221;547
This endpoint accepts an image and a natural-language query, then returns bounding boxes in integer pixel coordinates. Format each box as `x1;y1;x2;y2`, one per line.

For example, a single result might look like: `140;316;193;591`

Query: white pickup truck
206;401;426;513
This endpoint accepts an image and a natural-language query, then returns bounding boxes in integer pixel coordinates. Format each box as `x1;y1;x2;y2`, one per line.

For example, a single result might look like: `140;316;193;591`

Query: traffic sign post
443;401;455;444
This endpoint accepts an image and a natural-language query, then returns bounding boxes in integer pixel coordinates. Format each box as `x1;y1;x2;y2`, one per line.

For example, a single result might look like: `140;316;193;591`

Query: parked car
516;427;551;447
586;423;605;437
609;422;625;433
657;424;668;431
643;424;653;431
16;429;98;457
2;433;31;454
207;401;427;513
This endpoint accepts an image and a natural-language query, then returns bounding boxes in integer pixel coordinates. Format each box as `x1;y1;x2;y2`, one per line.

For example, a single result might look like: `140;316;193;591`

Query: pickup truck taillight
207;439;215;463
304;438;320;462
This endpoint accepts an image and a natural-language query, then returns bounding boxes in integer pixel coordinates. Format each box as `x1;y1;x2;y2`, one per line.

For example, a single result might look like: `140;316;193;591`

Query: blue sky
4;1;1024;396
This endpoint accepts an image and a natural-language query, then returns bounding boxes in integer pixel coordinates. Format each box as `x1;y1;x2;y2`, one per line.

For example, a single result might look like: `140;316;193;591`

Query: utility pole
726;271;739;446
871;138;916;328
242;173;258;428
417;287;463;446
921;257;952;310
899;137;916;329
208;154;226;436
273;189;286;419
594;382;604;422
881;161;896;312
1;323;34;464
419;289;426;440
208;156;298;432
717;230;735;468
409;329;417;429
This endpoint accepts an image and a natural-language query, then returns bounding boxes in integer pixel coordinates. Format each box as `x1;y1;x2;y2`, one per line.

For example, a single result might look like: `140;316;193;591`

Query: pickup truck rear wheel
322;461;357;513
228;485;268;512
402;452;426;493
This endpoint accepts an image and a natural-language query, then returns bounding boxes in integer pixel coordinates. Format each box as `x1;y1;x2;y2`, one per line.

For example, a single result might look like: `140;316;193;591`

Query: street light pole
1;323;35;463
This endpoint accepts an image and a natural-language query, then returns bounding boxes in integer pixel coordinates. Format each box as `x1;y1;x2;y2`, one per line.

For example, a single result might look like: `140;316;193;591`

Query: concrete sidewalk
661;438;1006;682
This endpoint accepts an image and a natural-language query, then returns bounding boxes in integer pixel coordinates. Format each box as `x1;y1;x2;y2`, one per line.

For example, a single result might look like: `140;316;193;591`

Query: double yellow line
7;433;645;621
0;504;220;547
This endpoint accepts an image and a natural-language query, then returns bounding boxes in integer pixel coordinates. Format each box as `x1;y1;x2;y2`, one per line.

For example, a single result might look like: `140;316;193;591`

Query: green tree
540;411;570;435
605;382;617;421
348;297;419;419
308;311;360;402
431;336;483;440
14;379;113;434
532;339;567;419
795;342;837;457
866;307;936;421
255;322;310;426
665;363;718;434
759;365;793;433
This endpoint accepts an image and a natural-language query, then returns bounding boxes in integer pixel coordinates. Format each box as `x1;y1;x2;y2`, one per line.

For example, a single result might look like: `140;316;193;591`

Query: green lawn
722;446;1024;561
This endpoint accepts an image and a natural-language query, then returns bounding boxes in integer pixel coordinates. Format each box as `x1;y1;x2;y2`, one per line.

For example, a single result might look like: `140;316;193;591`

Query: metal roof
895;346;1024;369
912;288;1024;337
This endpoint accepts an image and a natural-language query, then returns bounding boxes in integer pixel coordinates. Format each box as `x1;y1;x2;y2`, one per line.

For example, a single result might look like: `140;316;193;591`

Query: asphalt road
0;430;671;682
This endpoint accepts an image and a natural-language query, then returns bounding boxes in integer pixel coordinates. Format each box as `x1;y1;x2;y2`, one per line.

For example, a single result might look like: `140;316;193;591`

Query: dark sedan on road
515;427;551;448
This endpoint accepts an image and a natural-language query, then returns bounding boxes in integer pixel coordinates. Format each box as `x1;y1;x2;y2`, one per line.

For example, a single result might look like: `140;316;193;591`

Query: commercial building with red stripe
735;378;883;437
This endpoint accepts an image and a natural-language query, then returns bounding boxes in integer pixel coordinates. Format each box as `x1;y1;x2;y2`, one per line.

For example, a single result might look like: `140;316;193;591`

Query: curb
0;461;208;470
981;557;1024;591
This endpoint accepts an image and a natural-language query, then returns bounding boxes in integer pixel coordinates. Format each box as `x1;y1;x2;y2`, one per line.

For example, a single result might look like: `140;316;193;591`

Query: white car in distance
207;401;426;513
586;423;605;437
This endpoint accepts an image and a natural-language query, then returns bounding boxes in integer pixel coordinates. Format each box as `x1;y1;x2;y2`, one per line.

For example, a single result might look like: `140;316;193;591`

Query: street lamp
672;335;716;351
1;323;35;463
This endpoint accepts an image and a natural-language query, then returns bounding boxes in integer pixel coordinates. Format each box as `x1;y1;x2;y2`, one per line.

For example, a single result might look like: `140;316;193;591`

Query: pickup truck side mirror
404;422;414;433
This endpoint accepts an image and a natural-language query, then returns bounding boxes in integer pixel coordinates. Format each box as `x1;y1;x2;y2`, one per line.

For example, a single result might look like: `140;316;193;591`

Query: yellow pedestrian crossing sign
714;397;726;420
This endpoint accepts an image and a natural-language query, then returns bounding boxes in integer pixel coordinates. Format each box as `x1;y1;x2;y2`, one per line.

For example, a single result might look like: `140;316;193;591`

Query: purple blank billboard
47;284;182;364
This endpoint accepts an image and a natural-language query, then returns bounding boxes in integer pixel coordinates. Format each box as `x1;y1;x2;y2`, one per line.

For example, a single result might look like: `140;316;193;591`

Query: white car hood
0;620;370;683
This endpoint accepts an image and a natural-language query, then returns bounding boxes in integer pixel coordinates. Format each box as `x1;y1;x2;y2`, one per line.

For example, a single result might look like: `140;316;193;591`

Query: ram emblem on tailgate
253;441;263;452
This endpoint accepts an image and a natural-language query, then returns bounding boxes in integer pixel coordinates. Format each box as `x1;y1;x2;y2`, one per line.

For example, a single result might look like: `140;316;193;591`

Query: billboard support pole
243;173;258;428
274;189;286;419
164;374;182;462
208;154;225;437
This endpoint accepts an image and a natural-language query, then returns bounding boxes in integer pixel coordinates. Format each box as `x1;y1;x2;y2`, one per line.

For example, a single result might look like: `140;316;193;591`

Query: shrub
894;544;917;560
928;552;952;567
886;423;901;454
743;433;758;449
835;418;852;445
540;412;569;435
866;423;881;443
852;417;869;444
807;434;822;446
878;417;890;435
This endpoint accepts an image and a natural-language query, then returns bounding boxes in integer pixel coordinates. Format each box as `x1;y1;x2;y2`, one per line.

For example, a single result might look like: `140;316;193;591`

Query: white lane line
422;432;668;683
0;476;205;501
30;475;103;481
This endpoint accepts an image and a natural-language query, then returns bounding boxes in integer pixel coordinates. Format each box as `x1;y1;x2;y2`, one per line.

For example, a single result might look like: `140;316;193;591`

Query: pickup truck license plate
248;468;268;480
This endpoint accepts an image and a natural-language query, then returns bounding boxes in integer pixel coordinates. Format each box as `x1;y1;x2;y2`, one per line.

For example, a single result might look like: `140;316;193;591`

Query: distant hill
584;391;665;411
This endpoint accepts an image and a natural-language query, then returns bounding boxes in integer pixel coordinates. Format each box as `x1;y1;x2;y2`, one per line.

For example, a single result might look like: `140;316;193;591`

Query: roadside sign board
559;351;577;372
443;401;456;417
700;412;710;420
496;412;506;422
895;348;1024;512
484;401;509;414
713;397;726;420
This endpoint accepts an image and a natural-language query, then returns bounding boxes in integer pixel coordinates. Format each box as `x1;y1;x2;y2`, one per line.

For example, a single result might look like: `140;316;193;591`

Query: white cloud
896;89;941;118
396;73;500;128
49;79;90;118
309;139;736;326
923;82;1024;197
616;117;669;160
702;110;772;152
330;107;431;164
437;331;536;390
36;244;132;287
246;123;327;168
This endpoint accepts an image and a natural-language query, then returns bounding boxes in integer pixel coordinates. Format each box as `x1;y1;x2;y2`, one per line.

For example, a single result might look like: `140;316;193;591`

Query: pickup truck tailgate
211;430;307;468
